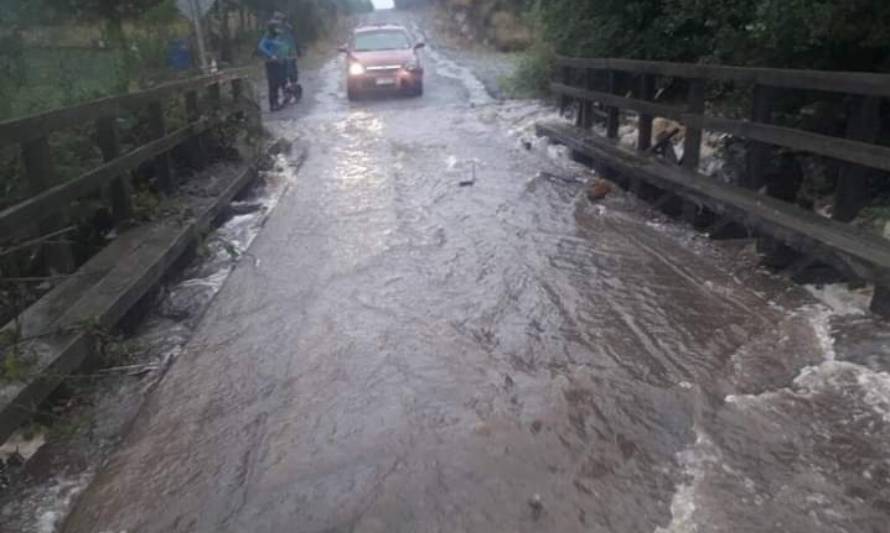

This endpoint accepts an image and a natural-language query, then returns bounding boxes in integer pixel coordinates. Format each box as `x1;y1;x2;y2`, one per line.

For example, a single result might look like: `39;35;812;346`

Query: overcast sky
372;0;394;9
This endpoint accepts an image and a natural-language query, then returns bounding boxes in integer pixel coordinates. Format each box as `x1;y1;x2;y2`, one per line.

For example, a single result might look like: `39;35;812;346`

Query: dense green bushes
531;0;890;71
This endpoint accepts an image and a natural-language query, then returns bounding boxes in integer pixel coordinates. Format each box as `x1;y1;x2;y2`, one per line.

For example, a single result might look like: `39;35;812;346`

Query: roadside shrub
529;0;890;72
505;41;554;98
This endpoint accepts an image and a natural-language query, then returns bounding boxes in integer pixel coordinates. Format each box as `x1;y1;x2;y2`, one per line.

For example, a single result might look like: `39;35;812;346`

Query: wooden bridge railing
0;67;259;273
545;56;890;314
551;56;890;222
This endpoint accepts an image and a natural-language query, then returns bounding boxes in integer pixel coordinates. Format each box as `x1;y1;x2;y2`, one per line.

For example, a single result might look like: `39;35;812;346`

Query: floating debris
528;493;543;520
587;180;614;202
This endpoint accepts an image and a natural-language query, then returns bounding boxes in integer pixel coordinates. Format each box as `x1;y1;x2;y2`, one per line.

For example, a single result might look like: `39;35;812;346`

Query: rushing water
9;9;890;533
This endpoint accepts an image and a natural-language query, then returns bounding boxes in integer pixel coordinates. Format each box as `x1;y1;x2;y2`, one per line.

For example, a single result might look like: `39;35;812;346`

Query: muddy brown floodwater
57;9;890;533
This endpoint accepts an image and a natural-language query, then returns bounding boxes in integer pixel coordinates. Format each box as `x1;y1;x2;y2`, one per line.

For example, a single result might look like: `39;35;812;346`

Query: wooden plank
0;68;252;147
148;100;174;193
0;121;208;235
555;56;890;97
96;116;133;223
834;96;882;222
536;121;890;287
550;83;685;122
638;74;655;152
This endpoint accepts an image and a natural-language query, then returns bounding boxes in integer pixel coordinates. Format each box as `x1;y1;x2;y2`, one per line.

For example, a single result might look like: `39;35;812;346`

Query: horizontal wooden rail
555;56;890;97
0;67;253;147
537;122;890;288
699;116;890;174
550;81;890;172
551;82;685;122
0;120;208;235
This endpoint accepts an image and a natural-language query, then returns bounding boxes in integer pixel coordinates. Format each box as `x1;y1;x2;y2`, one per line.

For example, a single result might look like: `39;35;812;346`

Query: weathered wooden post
746;84;775;190
833;96;881;222
637;74;655;152
581;68;595;129
559;65;572;116
681;79;705;223
606;70;620;139
746;84;797;266
185;89;207;168
208;81;222;112
96;116;133;224
231;77;243;103
872;285;890;317
148;100;174;194
682;79;705;171
22;137;75;273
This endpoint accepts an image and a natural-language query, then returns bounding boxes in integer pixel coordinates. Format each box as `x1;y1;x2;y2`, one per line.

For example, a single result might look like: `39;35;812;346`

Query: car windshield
354;30;411;52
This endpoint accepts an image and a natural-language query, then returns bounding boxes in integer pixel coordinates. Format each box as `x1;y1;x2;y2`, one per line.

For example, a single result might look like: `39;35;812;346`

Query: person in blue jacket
271;13;303;103
257;24;286;111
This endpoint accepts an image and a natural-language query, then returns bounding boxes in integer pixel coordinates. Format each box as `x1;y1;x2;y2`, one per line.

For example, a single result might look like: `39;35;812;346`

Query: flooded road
60;10;890;533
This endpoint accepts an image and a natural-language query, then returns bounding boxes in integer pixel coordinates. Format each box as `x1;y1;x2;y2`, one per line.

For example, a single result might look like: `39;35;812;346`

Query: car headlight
403;60;420;71
348;62;365;76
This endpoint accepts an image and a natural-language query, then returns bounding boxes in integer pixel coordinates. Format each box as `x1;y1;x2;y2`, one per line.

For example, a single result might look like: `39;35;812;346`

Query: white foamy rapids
547;143;570;162
726;304;890;426
654;428;728;533
808;304;837;361
804;283;871;316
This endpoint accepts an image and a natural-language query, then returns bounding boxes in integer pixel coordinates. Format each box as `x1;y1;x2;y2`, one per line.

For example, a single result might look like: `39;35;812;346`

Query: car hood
352;49;415;67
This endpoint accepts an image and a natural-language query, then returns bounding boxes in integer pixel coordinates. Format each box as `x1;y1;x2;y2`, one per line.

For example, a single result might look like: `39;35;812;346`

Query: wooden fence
0;67;259;274
542;56;890;314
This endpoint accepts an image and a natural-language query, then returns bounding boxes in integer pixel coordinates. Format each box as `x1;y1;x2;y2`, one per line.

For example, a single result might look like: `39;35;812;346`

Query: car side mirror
337;45;348;54
414;42;426;50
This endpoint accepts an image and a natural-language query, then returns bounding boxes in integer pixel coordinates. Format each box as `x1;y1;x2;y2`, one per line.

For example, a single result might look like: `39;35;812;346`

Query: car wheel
413;81;424;97
347;87;359;101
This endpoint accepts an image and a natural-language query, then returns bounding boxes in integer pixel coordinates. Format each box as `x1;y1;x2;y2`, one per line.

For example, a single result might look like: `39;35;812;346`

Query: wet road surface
61;11;890;533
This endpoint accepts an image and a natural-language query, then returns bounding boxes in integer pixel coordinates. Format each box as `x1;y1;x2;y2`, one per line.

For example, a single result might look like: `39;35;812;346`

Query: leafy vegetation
0;326;36;383
528;0;890;71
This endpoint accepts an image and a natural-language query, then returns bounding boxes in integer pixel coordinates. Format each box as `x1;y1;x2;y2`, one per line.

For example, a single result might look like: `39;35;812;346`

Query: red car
339;24;425;100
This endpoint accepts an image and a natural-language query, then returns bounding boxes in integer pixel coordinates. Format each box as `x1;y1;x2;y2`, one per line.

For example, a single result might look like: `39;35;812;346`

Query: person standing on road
257;24;286;111
271;12;303;103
